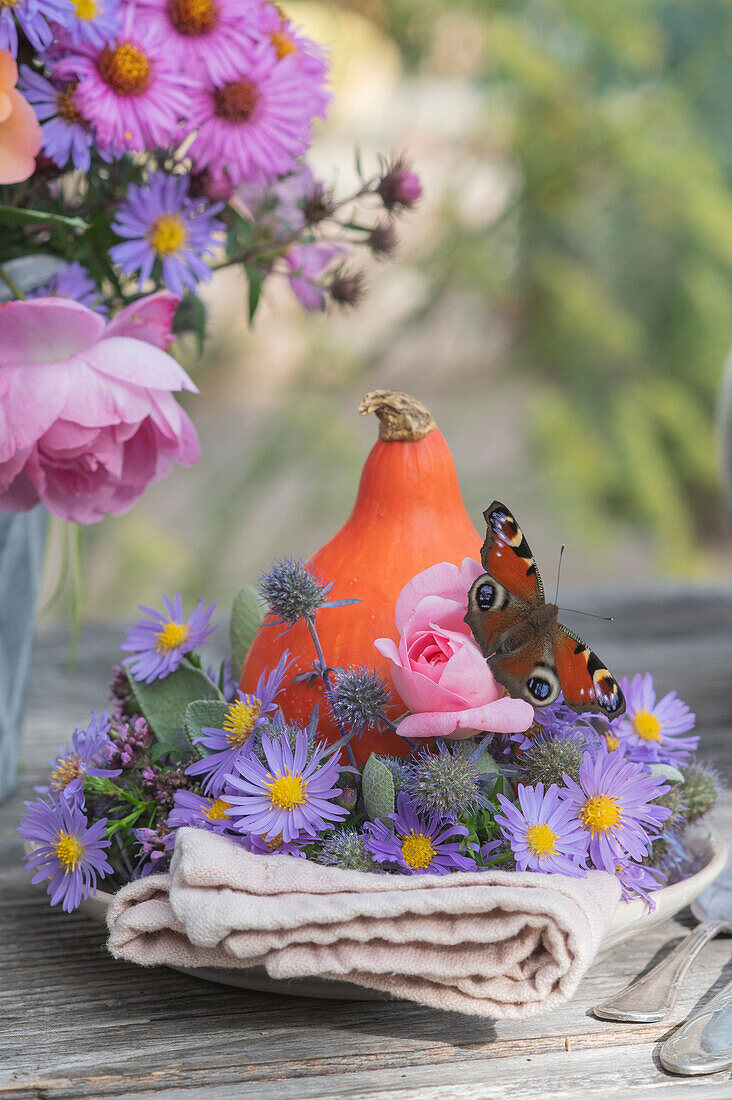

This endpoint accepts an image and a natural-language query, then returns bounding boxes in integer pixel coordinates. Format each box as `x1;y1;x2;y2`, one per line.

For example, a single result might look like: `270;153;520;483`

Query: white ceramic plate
73;822;727;1002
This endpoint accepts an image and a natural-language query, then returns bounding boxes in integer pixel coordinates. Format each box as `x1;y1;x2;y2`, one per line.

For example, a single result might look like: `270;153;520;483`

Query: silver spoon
594;857;732;1023
660;977;732;1075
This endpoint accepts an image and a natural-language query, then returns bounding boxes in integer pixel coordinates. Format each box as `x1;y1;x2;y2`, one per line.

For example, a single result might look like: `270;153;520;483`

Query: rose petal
397;697;535;740
394;558;482;634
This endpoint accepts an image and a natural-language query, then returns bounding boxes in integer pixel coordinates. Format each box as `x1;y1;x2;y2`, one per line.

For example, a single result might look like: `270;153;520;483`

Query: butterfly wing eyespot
553;624;626;718
526;665;561;706
480;501;545;605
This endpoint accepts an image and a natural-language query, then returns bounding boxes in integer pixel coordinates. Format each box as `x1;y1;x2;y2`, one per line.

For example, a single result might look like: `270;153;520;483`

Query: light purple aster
495;783;589;878
609;673;698;765
167;789;234;834
63;0;119;47
363;792;477;876
132;825;175;878
121;593;218;684
18;797;112;912
38;711;121;806
0;0;73;57
510;696;596;753
286;242;345;312
613;857;666;907
110;172;225;297
224;726;347;843
236;163;314;238
26;260;108;313
18;67;98;172
186;652;290;796
559;746;671;873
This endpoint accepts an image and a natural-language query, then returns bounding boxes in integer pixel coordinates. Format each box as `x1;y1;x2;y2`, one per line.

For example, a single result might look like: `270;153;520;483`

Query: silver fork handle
593;920;725;1023
661;978;732;1075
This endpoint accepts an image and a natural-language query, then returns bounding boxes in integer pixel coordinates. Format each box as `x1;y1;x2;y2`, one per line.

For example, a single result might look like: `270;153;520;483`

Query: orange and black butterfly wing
479;500;545;603
552;623;626;718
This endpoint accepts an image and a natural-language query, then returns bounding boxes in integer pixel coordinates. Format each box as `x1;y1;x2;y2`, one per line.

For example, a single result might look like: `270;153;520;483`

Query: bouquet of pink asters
0;0;421;523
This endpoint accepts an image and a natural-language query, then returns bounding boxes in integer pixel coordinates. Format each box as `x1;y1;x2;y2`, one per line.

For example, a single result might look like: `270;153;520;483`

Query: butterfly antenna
554;545;565;604
558;606;614;622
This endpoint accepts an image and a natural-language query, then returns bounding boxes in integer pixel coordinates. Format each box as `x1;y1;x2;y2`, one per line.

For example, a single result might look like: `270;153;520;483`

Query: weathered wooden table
2;587;732;1099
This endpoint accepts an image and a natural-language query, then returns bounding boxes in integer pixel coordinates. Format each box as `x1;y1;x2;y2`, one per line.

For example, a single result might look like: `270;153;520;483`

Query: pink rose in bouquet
374;558;534;740
0;293;199;523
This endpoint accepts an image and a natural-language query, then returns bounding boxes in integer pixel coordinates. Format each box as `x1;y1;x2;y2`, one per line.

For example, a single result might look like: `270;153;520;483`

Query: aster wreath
0;0;420;523
19;556;722;914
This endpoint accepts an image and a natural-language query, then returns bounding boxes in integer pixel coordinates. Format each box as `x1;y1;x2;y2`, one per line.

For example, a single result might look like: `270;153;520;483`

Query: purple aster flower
187;38;314;186
54;6;194;154
132;824;175;878
613;857;666;907
241;831;308;858
26;259;108;313
64;0;120;47
364;792;477;876
510;696;595;753
0;0;74;57
261;5;331;121
224;726;347;843
610;673;698;765
139;0;267;84
236;164;315;237
167;789;234;834
111;172;225;297
495;783;588;877
18;798;112;912
559;746;671;873
38;711;120;806
121;593;217;684
286;242;345;312
186;652;290;796
18;68;98;172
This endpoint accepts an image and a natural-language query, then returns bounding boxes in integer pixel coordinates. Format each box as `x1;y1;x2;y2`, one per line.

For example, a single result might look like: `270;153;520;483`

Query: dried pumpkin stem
359;389;436;442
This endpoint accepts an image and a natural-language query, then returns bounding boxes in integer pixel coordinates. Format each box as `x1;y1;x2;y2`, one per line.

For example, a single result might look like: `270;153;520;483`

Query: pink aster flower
374;558;535;741
0;293;200;524
187;38;314;185
139;0;268;83
260;4;330;120
54;5;193;154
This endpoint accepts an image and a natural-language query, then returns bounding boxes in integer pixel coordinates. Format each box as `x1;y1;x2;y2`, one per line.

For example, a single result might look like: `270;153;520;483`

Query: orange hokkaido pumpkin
240;390;483;766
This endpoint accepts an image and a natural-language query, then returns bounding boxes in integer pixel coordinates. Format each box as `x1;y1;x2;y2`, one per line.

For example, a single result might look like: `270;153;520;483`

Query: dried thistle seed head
368;221;398;258
316;829;376;872
403;745;482;818
330;666;393;735
376;155;422;212
329;269;365;308
516;733;586;788
301;181;334;224
258;558;329;623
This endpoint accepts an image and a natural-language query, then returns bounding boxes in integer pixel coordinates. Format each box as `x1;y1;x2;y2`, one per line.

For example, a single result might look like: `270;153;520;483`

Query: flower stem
0;264;26;300
305;615;357;769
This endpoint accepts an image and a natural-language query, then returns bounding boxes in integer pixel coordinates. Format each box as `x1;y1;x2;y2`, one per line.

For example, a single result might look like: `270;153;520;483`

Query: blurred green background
50;0;732;620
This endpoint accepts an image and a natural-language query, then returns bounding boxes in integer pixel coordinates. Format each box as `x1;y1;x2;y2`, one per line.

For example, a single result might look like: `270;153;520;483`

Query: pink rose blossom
0;292;200;524
374;558;534;741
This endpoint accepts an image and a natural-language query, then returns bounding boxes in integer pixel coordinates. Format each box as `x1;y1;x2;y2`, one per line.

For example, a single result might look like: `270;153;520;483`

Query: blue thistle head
680;758;724;824
258;558;331;624
402;743;482;818
515;730;586;787
330;666;393;736
316;828;376;872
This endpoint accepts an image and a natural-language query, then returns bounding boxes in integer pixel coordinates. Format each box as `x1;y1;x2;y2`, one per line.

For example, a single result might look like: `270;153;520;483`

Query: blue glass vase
0;506;47;803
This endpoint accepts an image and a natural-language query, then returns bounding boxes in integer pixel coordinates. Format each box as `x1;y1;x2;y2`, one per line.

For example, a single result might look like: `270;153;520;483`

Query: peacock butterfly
464;501;625;717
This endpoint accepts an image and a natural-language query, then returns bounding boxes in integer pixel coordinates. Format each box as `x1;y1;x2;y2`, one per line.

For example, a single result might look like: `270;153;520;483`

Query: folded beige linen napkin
107;827;621;1018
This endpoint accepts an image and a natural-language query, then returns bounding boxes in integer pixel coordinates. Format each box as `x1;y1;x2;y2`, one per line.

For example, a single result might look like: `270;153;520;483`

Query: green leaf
126;664;224;749
0;205;88;231
173;293;207;354
362;754;395;823
246;266;264;322
649;763;685;784
230;585;265;677
184;699;231;757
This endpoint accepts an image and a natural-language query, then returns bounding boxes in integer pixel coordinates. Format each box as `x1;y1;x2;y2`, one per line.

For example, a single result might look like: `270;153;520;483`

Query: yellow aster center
605;732;621;752
204;797;230;821
266;772;307;811
580;794;621;835
633;708;663;743
148;215;187;258
224;698;261;747
168;0;217;34
271;29;297;59
98;42;152;96
264;832;284;850
56;82;83;124
73;0;98;20
155;620;190;653
54;831;84;872
50;753;83;791
0;0;20;8
401;831;436;871
526;822;558;857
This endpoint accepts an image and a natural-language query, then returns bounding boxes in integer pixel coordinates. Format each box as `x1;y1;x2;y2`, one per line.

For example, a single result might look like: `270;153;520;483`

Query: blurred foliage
376;0;732;567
